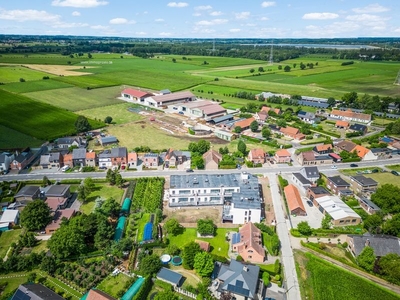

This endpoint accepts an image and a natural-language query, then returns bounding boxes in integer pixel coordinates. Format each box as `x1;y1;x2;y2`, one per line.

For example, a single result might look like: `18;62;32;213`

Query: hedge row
312;128;341;138
133;276;153;300
342;158;361;163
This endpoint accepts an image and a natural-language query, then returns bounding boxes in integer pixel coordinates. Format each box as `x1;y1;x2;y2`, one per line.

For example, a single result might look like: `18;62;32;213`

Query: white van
61;165;70;172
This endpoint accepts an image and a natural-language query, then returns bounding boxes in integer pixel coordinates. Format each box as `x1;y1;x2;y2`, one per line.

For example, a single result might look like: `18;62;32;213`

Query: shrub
319;242;326;250
262;272;270;285
236;255;243;262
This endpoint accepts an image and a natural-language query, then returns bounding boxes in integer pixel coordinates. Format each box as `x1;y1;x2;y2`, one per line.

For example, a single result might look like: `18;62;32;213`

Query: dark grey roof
309;186;330;195
298;100;329;108
144;153;159;158
157;267;183;286
350;175;378;187
0;153;12;164
14;151;33;163
15;186;40;198
315;155;332;161
301;96;328;103
111;147;127;158
72;148;86;160
370;148;391;154
349;234;400;257
297;111;316;119
210;114;234;124
101;136;118;144
302;167;319;178
45;185;70;197
57;137;80;145
339;189;354;196
359;197;381;211
349;123;367;132
12;283;65;300
292;173;311;185
328;176;350;187
160;89;171;94
217;260;259;298
49;152;61;162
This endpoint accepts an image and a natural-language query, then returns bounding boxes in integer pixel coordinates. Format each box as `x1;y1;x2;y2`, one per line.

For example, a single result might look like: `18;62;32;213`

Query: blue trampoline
143;222;153;241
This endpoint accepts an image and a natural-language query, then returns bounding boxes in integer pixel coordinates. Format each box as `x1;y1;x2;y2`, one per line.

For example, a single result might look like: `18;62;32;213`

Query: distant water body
243;43;380;49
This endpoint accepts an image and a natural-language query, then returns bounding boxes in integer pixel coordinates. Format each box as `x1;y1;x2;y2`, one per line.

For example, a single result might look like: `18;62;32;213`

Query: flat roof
150;91;195;103
315;195;360;220
328;176;350;187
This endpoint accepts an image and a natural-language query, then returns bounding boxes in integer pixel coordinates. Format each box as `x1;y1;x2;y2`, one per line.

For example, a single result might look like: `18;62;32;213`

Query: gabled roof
86;151;96;160
328;176;350;187
280;126;299;135
150;91;195;103
202;104;226;115
72;148;86;160
352;145;370;158
249;148;265;159
256;112;268;121
348;234;400;257
0;209;19;223
331;109;371;121
336;140;357;152
234;117;255;129
350;175;378;186
300;151;315;162
86;289;115;300
157;267;183;286
45;185;70;197
284;184;306;213
260;106;281;115
57;136;80;145
314;144;332;152
128;152;138;161
63;153;73;162
236;222;264;258
111;147;127;158
12;283;65;300
335;120;350;127
202;149;222;165
101;136;118;144
14;186;40;198
302;166;319;178
121;88;152;98
217;260;259;298
275;149;291;157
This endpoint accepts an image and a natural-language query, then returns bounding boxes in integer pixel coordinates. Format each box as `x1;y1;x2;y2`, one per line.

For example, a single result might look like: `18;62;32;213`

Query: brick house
313;144;333;155
143;153;159;167
202;149;222;170
280;126;306;140
297;151;332;166
63;153;73;168
335;120;350;129
307;186;330;202
274;149;291;163
248;148;266;164
326;176;351;195
231;222;265;263
349;175;378;194
85;151;97;167
284;184;307;216
128;152;138;169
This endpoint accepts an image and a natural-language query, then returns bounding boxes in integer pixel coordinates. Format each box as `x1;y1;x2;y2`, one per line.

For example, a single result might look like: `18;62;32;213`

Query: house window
248;256;252;259
352;219;357;223
249;211;251;215
245;211;247;216
248;250;253;253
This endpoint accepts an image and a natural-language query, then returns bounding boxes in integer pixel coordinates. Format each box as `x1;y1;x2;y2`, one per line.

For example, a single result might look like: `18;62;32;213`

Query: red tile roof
353;145;370;158
249;148;265;159
331;109;371;121
284;184;306;214
122;88;152;98
86;152;96;159
275;149;291;157
128;152;138;161
234;117;255;129
315;144;332;152
86;289;116;300
280;126;299;136
335;120;350;127
195;239;210;252
236;222;264;258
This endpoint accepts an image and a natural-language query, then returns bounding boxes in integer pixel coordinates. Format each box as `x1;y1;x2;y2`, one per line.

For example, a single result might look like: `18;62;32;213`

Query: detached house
57;136;83;149
297;151;332;166
202;149;222;170
163;149;191;168
260;106;281;115
347;234;400;258
349;123;368;135
349;175;378;194
313;144;333;155
300;166;319;183
0;152;14;172
121;88;153;102
335;120;350;129
248;149;265;164
335;140;357;153
352;145;376;161
233;117;256;132
14;186;40;203
284;184;307;216
280;126;305;140
254;111;268;124
232;222;265;263
274;149;291;164
297;110;316;124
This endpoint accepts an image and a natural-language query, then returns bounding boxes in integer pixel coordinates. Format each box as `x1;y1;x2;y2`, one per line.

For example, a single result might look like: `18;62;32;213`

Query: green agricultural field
0;229;22;259
80;184;124;215
0;66;54;83
0;125;44;149
25;86;126;111
157;55;267;68
76;103;144;124
0;90;103;141
296;251;400;300
1;79;73;93
0;54;87;65
52;75;118;89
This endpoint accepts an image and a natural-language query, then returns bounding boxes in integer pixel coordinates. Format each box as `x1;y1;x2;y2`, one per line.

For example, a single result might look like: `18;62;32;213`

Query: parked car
179;111;184;115
350;164;358;167
331;165;337;169
307;200;313;207
371;169;379;173
186;168;194;172
391;170;400;176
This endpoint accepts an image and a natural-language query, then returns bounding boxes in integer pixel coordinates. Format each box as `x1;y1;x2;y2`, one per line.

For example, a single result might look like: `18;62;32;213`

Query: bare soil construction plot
0;63;95;76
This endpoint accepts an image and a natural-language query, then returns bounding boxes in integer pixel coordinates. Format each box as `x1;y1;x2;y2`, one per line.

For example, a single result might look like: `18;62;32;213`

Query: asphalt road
2;157;400;182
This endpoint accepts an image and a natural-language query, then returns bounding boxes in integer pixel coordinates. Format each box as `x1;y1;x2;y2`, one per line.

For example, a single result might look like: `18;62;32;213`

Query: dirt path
259;177;276;225
0;63;95;76
300;247;400;295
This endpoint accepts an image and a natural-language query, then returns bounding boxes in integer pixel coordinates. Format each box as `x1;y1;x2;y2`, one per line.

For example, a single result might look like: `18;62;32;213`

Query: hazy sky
0;0;399;38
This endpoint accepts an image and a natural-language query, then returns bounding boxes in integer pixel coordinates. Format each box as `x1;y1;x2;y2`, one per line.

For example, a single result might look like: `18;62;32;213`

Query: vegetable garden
132;177;165;212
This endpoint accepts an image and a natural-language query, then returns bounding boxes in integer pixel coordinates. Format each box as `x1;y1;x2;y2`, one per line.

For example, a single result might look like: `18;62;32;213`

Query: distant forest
1;35;400;61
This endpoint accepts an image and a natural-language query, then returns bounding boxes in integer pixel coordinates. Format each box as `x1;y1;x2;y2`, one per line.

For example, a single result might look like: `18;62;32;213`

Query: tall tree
261;126;271;139
194;252;214;277
357;246;376;271
139;254;162;275
20;200;52;231
250;120;259;132
182;241;201;270
297;221;312;236
98;197;121;219
154;290;179;300
197;219;216;236
164;218;183;236
237;140;247;156
327;97;336;107
74;115;91;133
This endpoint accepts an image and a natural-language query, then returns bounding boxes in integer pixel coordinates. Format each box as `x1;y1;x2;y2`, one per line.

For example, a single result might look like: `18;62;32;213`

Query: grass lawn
31;240;48;254
299;137;327;145
262;232;275;256
295;251;400;300
137;213;150;242
257;263;277;275
25;86;126;111
96;273;133;299
228;139;277;154
0;65;55;83
0;272;28;299
168;228;236;257
0;125;44;149
1;79;73;94
80;184;124;214
0;229;22;259
43;273;83;299
341;169;399;187
77;102;145;125
386;164;400;171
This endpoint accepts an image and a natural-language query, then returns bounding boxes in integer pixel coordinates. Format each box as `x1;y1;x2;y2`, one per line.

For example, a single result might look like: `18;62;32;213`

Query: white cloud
195;5;212;10
210;11;223;16
193;13;201;17
302;12;339;20
260;16;269;21
353;3;389;14
91;25;108;30
235;12;250;20
53;22;88;28
135;31;147;35
196;19;228;26
394;28;400;33
167;2;188;8
52;0;108;8
244;23;256;27
109;18;136;24
229;28;241;32
0;9;60;22
159;32;172;36
155;18;164;22
346;14;385;22
72;11;81;16
261;1;276;8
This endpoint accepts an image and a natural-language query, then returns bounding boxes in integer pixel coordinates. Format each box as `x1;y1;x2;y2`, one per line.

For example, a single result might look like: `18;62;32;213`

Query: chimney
365;239;370;247
243;266;248;272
